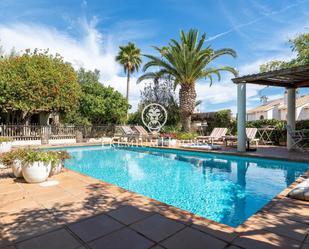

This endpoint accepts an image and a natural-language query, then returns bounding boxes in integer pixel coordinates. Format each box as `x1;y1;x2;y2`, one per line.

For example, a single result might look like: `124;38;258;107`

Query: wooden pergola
232;65;309;152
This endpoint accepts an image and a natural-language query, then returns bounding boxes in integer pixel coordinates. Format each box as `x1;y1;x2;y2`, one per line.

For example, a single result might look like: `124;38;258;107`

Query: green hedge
230;119;309;145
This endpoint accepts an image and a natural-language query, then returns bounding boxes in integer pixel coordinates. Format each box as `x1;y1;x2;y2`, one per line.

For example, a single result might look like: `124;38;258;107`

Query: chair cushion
288;178;309;201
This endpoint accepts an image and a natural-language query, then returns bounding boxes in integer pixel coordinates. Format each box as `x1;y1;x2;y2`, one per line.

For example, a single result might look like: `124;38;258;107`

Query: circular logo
141;103;167;132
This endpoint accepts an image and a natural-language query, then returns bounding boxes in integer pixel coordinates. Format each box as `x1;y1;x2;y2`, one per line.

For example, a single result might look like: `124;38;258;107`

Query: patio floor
0;145;309;249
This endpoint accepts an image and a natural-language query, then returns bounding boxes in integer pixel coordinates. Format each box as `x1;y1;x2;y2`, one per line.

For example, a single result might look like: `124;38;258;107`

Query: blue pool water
57;145;308;227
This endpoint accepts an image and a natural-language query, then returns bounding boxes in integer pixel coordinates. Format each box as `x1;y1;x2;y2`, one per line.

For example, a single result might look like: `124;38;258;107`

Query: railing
0;124;115;140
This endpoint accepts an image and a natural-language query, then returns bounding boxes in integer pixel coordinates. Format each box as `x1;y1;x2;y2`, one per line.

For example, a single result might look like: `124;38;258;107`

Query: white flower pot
12;159;22;178
49;160;63;176
22;161;51;183
0;142;12;153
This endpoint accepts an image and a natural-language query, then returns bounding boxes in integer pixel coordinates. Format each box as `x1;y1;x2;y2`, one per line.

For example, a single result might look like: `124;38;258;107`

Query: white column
237;83;246;152
287;88;296;150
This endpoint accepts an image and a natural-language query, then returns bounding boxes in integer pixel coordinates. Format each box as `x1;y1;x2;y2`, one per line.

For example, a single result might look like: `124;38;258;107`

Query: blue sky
0;0;308;114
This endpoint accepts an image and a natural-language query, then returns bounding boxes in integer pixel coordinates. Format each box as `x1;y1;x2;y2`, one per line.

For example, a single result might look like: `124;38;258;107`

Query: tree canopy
260;33;309;72
138;29;237;131
64;68;128;125
0;49;81;123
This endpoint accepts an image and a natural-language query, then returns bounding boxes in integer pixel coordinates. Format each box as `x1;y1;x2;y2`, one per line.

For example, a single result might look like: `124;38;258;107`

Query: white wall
297;105;309;120
247;111;267;121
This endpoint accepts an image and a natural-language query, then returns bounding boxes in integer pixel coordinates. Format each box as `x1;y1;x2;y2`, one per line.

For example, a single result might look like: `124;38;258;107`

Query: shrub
159;133;177;139
176;132;198;140
230;119;309;145
0;137;13;143
0;149;28;166
160;125;182;133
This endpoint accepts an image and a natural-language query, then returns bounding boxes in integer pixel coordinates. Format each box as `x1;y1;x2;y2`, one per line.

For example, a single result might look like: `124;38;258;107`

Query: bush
0;149;28;166
230;119;309;145
0;149;71;168
160;125;182;133
204;109;233;134
176;132;198;140
0;137;13;143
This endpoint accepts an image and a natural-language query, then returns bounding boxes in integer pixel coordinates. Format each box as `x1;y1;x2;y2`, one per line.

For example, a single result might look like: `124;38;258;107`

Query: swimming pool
59;145;308;227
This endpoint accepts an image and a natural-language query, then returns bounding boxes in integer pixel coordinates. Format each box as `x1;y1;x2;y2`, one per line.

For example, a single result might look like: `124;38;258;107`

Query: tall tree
137;29;237;131
260;33;309;72
0;49;81;124
64;68;129;125
115;42;142;108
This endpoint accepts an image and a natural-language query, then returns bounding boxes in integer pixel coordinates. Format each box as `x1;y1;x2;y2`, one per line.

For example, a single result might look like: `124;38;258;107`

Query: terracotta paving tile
233;230;301;249
48;202;96;225
0;198;42;215
0;184;22;195
191;221;238;243
245;215;309;242
30;188;72;203
15;228;82;249
107;205;154;225
0;208;58;242
0;190;28;206
15;181;48;192
130;214;185;242
161;227;227;249
88;227;154;249
68;213;123;242
40;195;77;210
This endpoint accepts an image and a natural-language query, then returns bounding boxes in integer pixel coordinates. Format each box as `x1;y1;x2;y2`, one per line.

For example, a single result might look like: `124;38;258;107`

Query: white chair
286;125;309;151
197;128;228;144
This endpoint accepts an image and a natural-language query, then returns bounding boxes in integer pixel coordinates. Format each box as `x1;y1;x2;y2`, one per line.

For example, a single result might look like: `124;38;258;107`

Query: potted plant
49;150;71;176
0;149;27;177
21;150;56;183
0;137;13;153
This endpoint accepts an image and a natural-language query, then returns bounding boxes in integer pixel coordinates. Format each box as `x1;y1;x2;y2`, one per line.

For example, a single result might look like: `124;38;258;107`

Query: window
259;115;264;120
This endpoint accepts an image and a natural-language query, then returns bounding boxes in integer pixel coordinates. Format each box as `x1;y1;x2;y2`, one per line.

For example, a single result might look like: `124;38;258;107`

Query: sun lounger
133;125;157;141
224;128;259;149
114;126;138;142
197;128;228;144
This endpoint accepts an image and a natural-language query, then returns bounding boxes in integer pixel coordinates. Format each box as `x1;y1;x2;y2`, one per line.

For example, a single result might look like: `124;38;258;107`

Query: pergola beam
233;65;309;152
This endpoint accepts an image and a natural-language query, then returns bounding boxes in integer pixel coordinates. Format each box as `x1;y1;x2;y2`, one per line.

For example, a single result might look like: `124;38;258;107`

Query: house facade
247;94;309;121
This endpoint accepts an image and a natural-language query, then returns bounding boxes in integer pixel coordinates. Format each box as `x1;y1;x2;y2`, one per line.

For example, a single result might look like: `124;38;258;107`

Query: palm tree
137;29;238;132
116;42;142;106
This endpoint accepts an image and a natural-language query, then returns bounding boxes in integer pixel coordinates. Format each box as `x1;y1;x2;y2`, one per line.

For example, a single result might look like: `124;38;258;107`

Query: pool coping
41;142;309;234
35;141;309;164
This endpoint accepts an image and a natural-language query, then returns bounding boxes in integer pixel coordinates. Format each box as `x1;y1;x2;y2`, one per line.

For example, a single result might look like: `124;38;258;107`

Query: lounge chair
286;125;309;151
197;128;228;145
114;126;138;142
133;125;157;141
224;128;259;149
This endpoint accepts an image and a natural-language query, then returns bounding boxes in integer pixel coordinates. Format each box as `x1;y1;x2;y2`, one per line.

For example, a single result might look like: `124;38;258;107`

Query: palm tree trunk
126;71;130;102
126;71;130;119
179;83;196;132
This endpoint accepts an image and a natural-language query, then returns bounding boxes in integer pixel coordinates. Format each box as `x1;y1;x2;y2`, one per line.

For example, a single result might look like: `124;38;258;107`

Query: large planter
0;142;12;153
11;159;22;178
22;161;51;183
49;160;63;176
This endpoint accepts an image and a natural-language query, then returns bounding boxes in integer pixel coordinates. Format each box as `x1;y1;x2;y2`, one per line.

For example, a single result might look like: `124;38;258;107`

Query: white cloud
0;19;149;111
